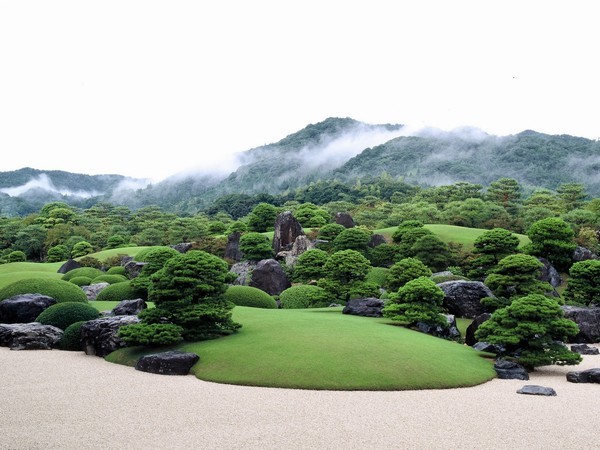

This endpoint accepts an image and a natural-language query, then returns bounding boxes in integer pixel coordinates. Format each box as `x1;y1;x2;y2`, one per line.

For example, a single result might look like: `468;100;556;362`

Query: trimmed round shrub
224;286;277;309
77;256;103;269
36;302;99;331
0;278;88;304
91;274;128;285
95;281;139;302
59;320;86;351
62;267;104;282
134;246;174;262
280;285;331;309
366;267;389;287
7;251;26;263
69;276;94;287
106;266;127;276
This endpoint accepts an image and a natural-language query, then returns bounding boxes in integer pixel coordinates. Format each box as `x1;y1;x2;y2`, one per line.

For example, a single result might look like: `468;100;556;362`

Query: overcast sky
1;1;598;181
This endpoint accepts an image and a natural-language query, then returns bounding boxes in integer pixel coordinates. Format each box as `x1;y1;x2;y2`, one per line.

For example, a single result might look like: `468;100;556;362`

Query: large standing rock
465;313;492;346
249;259;291;296
230;261;256;286
561;305;600;343
566;368;600;383
494;360;529;380
573;246;598;262
342;298;384;317
278;235;315;266
0;294;56;323
224;232;243;262
57;259;81;274
335;212;355;228
437;281;492;318
368;234;387;248
135;351;200;375
80;315;139;357
82;282;110;301
538;258;562;288
0;323;63;350
112;299;147;316
124;260;146;279
272;211;304;254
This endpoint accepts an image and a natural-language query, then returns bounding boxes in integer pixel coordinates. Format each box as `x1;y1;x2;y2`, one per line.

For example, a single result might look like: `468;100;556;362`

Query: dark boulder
171;242;193;254
561;306;600;343
272;211;304;254
566;368;600;383
437;280;492;318
516;385;557;396
494;360;529;380
416;314;461;340
570;344;599;355
57;259;81;274
465;313;492;346
135;351;200;375
112;299;147;316
224;232;243;263
0;294;56;323
249;259;291;296
342;298;384;317
573;246;598;262
0;323;63;350
335;212;355;228
124;260;146;279
538;258;562;288
82;282;109;301
368;234;387;248
472;342;506;354
80;315;139;357
230;261;256;286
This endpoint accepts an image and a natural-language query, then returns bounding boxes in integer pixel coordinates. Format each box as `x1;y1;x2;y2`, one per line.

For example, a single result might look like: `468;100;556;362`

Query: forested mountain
1;119;599;216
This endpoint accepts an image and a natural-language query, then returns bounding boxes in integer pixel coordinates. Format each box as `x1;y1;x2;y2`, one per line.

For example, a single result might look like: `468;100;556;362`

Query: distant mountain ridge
1;118;599;216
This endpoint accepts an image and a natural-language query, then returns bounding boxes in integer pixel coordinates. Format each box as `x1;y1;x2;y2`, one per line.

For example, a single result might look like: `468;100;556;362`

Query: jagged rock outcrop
342;298;384;317
82;282;109;301
135;351;200;375
437;280;492;318
561;305;600;343
230;261;256;286
249;259;291;296
0;294;56;323
0;323;63;350
124;260;146;279
465;313;492;346
80;315;139;357
57;259;81;274
111;299;147;316
272;211;304;254
224;232;243;262
538;258;562;288
171;242;193;254
335;212;355;228
278;235;315;266
573;246;598;262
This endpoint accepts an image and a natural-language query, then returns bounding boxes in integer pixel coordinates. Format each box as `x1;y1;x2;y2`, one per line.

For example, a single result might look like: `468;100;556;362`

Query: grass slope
376;224;530;250
108;306;495;390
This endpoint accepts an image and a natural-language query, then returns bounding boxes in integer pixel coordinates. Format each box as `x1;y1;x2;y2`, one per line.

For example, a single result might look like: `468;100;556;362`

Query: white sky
1;1;599;181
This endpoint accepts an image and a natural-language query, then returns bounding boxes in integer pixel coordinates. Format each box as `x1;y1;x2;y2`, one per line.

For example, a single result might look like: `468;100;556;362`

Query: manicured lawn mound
224;286;277;309
108;307;495;390
84;246;150;261
0;278;88;303
0;262;63;290
62;267;104;281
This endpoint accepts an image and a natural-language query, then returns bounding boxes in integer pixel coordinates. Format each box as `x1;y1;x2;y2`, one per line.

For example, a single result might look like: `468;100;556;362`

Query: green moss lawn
108;306;495;390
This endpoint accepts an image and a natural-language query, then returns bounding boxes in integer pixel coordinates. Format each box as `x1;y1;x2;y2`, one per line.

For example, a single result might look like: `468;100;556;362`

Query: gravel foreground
1;346;599;450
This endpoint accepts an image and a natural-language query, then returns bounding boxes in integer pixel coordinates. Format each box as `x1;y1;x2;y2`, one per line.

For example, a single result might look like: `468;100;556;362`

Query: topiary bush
106;266;127;276
134;246;173;262
69;276;94;287
223;286;277;309
0;278;88;303
59;320;86;351
7;251;26;263
91;274;128;285
36;302;100;331
77;256;103;269
62;267;104;282
95;281;140;302
280;285;331;309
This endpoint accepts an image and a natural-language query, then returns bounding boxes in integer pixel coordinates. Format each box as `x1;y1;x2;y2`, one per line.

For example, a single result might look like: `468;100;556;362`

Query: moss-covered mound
91;274;128;285
95;281;139;302
59;320;87;351
36;302;99;330
279;285;331;309
62;267;104;282
134;246;176;262
106;266;127;276
0;278;88;304
69;276;94;287
224;285;277;309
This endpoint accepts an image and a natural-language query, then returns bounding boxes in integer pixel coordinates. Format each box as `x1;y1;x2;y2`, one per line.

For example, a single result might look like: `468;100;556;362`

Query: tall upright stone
272;211;304;254
225;232;243;262
335;212;355;228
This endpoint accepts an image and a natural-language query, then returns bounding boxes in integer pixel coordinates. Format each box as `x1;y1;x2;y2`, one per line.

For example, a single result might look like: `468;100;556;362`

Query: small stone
517;385;557;396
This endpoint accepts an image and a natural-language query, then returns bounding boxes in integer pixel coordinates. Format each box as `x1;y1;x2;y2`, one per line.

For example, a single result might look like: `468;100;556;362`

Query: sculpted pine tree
564;260;600;306
383;277;446;329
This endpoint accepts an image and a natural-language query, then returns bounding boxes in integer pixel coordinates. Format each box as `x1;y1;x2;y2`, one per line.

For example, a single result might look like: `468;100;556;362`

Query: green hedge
91;274;128;285
69;276;94;287
0;278;88;304
36;302;99;330
95;281;139;302
224;286;277;309
62;267;104;282
279;285;331;309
